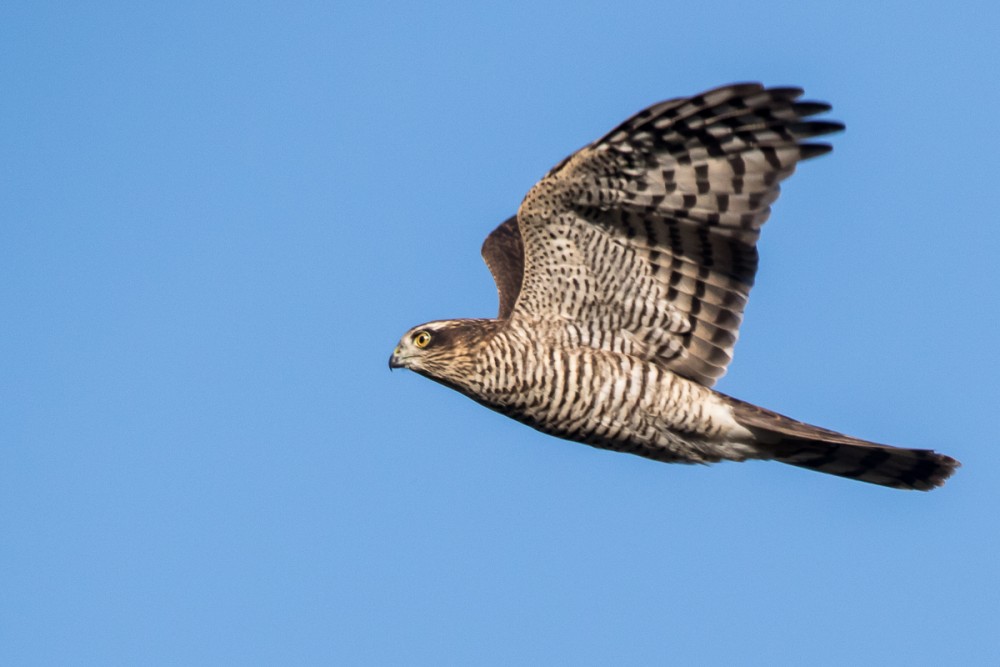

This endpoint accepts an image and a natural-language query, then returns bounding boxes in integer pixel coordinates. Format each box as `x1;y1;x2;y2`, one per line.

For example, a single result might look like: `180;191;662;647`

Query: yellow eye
413;331;431;348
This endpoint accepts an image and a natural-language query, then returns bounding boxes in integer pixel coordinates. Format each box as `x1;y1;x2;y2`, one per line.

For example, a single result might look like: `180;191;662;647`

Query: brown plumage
390;82;959;491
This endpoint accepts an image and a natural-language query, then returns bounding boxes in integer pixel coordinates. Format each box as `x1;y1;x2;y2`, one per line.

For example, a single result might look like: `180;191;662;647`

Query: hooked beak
388;346;404;370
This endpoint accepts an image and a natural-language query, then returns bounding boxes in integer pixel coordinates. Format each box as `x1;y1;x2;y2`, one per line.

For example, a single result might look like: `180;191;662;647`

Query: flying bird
389;83;959;490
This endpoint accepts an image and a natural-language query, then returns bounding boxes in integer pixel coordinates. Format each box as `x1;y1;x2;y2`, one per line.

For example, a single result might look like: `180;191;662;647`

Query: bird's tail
725;396;959;490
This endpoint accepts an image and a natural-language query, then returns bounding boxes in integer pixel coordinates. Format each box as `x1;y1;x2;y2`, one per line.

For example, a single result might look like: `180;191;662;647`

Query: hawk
389;83;959;490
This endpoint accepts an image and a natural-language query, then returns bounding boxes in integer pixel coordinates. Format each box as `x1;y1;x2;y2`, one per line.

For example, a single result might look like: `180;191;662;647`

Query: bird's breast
470;326;745;451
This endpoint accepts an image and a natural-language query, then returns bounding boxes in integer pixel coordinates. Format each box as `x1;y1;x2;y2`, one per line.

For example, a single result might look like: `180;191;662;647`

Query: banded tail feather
763;437;957;490
727;396;959;490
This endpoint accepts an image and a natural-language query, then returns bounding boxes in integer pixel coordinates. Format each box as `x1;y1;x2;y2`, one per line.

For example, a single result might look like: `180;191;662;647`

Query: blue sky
3;1;999;664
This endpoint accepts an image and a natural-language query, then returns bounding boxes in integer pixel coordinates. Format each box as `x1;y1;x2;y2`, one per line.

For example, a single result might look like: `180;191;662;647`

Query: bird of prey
389;83;959;490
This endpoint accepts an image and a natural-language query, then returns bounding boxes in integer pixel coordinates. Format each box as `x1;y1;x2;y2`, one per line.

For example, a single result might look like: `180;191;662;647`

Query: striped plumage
390;83;959;491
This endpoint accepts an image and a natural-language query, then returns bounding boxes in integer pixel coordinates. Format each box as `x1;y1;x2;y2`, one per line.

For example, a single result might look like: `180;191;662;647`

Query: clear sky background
3;1;999;664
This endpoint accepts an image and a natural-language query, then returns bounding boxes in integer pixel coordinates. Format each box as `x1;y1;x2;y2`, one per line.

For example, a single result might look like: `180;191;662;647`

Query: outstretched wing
481;216;523;319
510;83;843;386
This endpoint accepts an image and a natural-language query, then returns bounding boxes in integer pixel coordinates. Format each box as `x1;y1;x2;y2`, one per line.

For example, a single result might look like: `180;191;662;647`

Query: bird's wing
509;83;843;386
481;216;523;319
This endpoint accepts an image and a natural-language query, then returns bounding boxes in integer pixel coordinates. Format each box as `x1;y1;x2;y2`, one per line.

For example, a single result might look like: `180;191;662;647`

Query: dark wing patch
481;216;524;319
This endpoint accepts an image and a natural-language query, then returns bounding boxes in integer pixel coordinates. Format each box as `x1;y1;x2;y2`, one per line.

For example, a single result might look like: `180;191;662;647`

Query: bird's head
389;319;502;388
